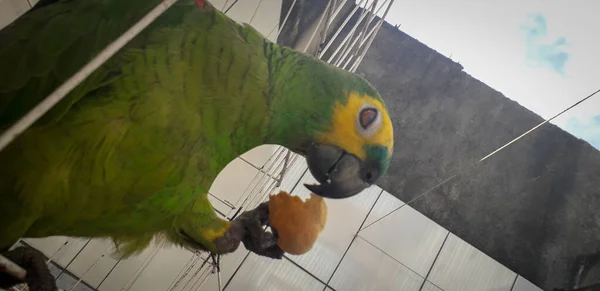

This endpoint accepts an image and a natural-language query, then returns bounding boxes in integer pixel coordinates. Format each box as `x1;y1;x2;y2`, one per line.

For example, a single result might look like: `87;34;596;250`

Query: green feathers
0;0;392;257
0;0;273;251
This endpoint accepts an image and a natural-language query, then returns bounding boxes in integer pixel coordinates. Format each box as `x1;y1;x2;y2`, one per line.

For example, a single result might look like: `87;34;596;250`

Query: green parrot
0;0;394;267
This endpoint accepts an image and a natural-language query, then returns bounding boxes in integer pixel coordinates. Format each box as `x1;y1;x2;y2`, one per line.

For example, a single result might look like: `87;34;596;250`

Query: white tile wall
23;236;70;259
225;254;325;291
240;145;279;169
362;190;405;227
284;170;382;282
65;239;118;289
2;2;549;291
0;0;31;29
208;157;270;216
428;233;517;291
124;245;196;291
329;237;424;291
359;202;449;277
98;244;161;291
421;281;444;291
512;276;543;291
51;238;93;267
55;272;95;291
197;246;250;291
270;152;307;193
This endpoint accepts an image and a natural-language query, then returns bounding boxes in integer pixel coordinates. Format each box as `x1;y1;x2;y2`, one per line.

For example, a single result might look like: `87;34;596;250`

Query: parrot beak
304;143;380;199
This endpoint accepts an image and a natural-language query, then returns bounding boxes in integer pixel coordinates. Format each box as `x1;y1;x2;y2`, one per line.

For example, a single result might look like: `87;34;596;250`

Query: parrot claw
0;246;57;291
213;202;284;259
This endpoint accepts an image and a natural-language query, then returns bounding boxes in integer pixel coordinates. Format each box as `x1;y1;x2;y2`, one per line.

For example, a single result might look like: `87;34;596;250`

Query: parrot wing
0;0;167;127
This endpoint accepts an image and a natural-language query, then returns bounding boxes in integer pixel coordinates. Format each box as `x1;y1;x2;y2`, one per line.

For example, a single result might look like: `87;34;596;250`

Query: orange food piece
268;191;328;255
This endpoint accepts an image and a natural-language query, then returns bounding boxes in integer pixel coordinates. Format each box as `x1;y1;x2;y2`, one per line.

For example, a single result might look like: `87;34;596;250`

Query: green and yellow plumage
0;0;394;257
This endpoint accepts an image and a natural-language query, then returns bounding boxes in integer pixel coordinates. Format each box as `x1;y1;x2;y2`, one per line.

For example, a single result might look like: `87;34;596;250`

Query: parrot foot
214;202;284;259
0;246;57;291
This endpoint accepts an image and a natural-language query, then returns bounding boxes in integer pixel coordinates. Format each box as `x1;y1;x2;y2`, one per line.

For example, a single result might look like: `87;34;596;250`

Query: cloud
520;14;571;75
566;115;600;150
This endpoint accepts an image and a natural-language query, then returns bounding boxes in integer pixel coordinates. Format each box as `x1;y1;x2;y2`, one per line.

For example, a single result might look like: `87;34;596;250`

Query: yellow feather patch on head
317;91;394;160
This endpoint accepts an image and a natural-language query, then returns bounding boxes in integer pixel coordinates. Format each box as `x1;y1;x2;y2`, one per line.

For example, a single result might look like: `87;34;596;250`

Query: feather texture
0;0;391;257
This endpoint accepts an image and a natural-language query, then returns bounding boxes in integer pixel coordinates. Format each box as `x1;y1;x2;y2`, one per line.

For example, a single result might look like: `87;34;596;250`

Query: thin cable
329;0;383;65
314;0;337;57
302;0;334;53
478;88;600;163
248;0;265;25
348;0;377;67
166;251;202;291
360;87;600;232
179;255;211;291
68;244;113;291
266;0;297;40
221;0;230;11
320;0;368;57
350;0;394;73
121;244;161;291
0;0;180;154
223;0;239;14
338;0;389;69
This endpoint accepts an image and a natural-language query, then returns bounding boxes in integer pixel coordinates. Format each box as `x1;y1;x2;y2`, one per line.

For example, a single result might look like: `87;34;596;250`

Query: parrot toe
242;231;283;259
0;246;57;291
221;201;284;259
212;201;284;259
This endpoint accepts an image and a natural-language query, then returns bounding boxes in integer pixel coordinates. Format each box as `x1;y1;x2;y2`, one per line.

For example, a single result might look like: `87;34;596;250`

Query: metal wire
68;244;113;291
248;0;265;24
350;0;395;72
335;0;388;68
328;0;378;65
302;0;335;53
3;1;393;291
0;0;180;153
266;0;297;40
121;244;161;291
166;251;202;291
360;88;600;233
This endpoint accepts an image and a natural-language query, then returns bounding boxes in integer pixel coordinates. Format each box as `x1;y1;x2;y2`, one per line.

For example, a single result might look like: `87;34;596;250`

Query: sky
375;0;600;149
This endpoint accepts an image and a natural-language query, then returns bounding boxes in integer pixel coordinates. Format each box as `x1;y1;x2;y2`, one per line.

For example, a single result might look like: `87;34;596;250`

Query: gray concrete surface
278;1;600;290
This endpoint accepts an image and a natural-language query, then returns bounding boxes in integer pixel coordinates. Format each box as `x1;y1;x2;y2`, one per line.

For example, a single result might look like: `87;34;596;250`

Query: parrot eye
359;108;378;129
356;104;382;138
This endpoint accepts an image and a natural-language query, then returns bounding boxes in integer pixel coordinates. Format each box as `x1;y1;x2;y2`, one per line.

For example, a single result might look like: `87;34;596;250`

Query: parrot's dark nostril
365;172;373;183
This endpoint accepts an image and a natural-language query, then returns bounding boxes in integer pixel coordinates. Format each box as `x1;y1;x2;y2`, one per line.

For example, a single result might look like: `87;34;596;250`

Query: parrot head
302;89;393;200
267;48;394;199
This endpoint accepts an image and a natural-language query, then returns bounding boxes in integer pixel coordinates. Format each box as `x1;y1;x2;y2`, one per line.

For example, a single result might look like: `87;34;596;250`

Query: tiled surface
98;244;161;291
55;272;95;291
223;0;282;41
240;145;279;169
124;245;195;291
50;238;93;267
363;190;405;227
225;254;325;291
23;236;70;259
329;237;424;291
284;169;382;282
0;0;31;29
208;157;267;215
359;202;449;277
3;2;545;291
422;281;445;291
65;239;118;288
512;276;543;291
428;233;517;291
269;152;307;192
197;246;250;291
